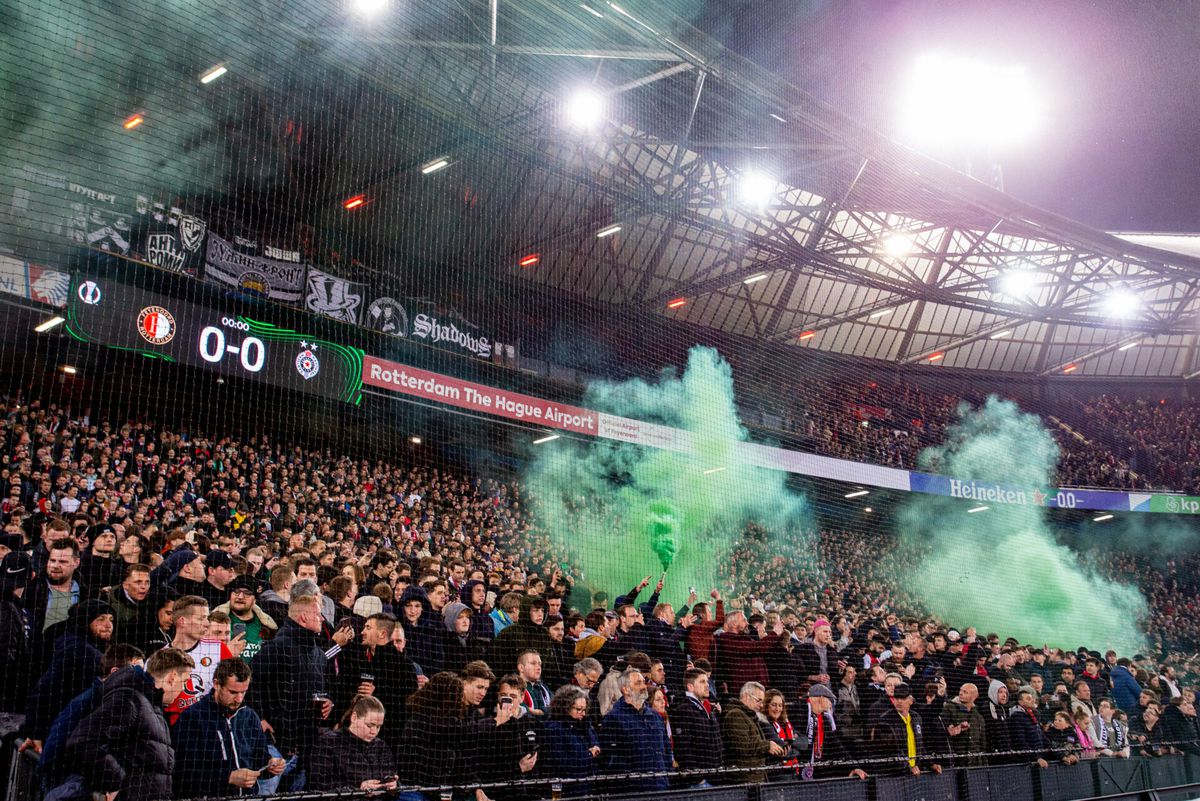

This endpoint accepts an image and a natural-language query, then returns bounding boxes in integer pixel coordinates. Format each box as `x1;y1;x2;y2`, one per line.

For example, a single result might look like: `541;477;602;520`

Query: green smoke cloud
525;346;808;605
897;396;1148;653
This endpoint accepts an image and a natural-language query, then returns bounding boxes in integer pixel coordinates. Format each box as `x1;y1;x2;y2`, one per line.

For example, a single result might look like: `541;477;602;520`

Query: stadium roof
62;0;1200;380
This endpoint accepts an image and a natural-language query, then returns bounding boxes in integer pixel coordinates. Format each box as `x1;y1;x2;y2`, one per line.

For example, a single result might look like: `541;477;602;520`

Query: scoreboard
67;277;363;403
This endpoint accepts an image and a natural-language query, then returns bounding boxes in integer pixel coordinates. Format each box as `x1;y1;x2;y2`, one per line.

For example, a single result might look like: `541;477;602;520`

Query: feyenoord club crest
136;305;176;345
295;341;320;380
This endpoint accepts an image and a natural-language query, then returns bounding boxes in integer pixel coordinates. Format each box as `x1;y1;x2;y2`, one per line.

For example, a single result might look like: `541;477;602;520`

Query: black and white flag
204;233;307;303
305;268;366;324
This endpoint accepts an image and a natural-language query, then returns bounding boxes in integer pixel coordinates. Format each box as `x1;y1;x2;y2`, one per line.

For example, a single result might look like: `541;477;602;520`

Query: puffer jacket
308;728;397;791
172;692;271;797
247;619;327;756
65;666;174;801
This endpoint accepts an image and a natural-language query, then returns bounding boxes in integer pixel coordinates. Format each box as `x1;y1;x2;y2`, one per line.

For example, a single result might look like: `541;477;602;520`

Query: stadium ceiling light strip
580;3;604;17
666;297;686;309
420;158;450;174
533;434;560;444
1063;363;1079;373
122;113;144;130
409;436;422;444
343;195;367;210
844;489;869;498
518;254;540;267
199;64;228;84
927;352;945;362
702;466;726;474
769;113;788;123
596;224;622;238
1094;514;1114;522
990;330;1012;338
967;505;989;513
742;273;768;284
1119;341;1139;351
798;330;816;340
60;365;77;375
869;309;892;319
33;316;64;333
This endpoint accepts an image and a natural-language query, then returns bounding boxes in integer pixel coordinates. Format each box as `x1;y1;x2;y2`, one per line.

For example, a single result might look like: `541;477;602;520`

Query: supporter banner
362;355;599;434
5;165;131;254
0;254;70;307
410;312;493;359
362;355;1200;515
363;295;409;336
204;233;306;303
305;267;367;324
134;196;206;277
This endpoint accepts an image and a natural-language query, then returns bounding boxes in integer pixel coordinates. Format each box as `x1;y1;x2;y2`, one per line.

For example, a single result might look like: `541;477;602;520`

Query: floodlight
350;0;388;15
564;88;606;129
1104;288;1140;319
737;171;777;209
199;64;228;85
882;233;914;258
898;53;1039;150
999;270;1040;300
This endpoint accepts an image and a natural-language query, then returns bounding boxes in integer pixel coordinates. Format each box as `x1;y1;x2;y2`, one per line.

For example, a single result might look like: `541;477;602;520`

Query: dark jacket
1160;705;1200;754
0;596;32;712
1080;671;1110;702
540;718;600;796
41;678;104;781
639;616;689;690
398;586;445;676
720;699;772;783
24;630;104;739
1009;706;1051;759
308;728;397;791
1110;665;1143;712
671;693;724;772
398;712;479;787
172;693;272;798
65;666;174;801
869;705;932;775
942;697;987;766
599;698;672;792
334;642;419;743
79;554;124;595
794;703;859;780
491;595;554;674
459;580;495;644
247;618;327;756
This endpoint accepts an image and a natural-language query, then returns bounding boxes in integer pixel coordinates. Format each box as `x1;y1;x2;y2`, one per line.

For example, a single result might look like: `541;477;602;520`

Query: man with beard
22;600;115;751
600;668;672;793
173;658;285;797
214;575;277;661
26;538;83;643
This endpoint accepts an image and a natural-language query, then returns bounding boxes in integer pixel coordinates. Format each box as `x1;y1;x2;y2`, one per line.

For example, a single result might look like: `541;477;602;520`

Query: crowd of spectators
740;378;1149;491
1;391;1200;801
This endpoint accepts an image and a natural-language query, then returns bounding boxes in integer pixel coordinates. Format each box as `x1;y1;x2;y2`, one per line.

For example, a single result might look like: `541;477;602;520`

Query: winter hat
353;595;383;618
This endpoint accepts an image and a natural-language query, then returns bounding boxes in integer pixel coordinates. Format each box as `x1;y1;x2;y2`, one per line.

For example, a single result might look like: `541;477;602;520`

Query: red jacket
714;629;786;695
686;600;725;663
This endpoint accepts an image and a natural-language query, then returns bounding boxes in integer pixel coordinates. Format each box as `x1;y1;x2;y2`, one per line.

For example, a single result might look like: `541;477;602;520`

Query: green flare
646;501;679;569
525;347;808;606
897;397;1148;654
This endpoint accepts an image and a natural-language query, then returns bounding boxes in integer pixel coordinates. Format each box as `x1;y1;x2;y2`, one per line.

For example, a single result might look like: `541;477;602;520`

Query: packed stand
2;396;1200;801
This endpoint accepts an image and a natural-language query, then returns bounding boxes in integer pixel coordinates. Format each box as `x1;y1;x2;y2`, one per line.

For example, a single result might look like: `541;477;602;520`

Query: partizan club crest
295;341;320;380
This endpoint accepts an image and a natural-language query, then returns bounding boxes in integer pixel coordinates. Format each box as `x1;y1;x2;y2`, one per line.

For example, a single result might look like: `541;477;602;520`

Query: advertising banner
0;254;70;307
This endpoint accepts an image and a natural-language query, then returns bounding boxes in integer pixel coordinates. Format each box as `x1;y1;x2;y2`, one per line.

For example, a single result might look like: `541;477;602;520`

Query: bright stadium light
1104;288;1141;319
844;490;869;499
533;434;560;445
199;64;228;85
898;53;1039;150
999;269;1041;300
564;88;606;129
737;171;777;209
350;0;388;16
34;316;64;333
882;232;914;258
